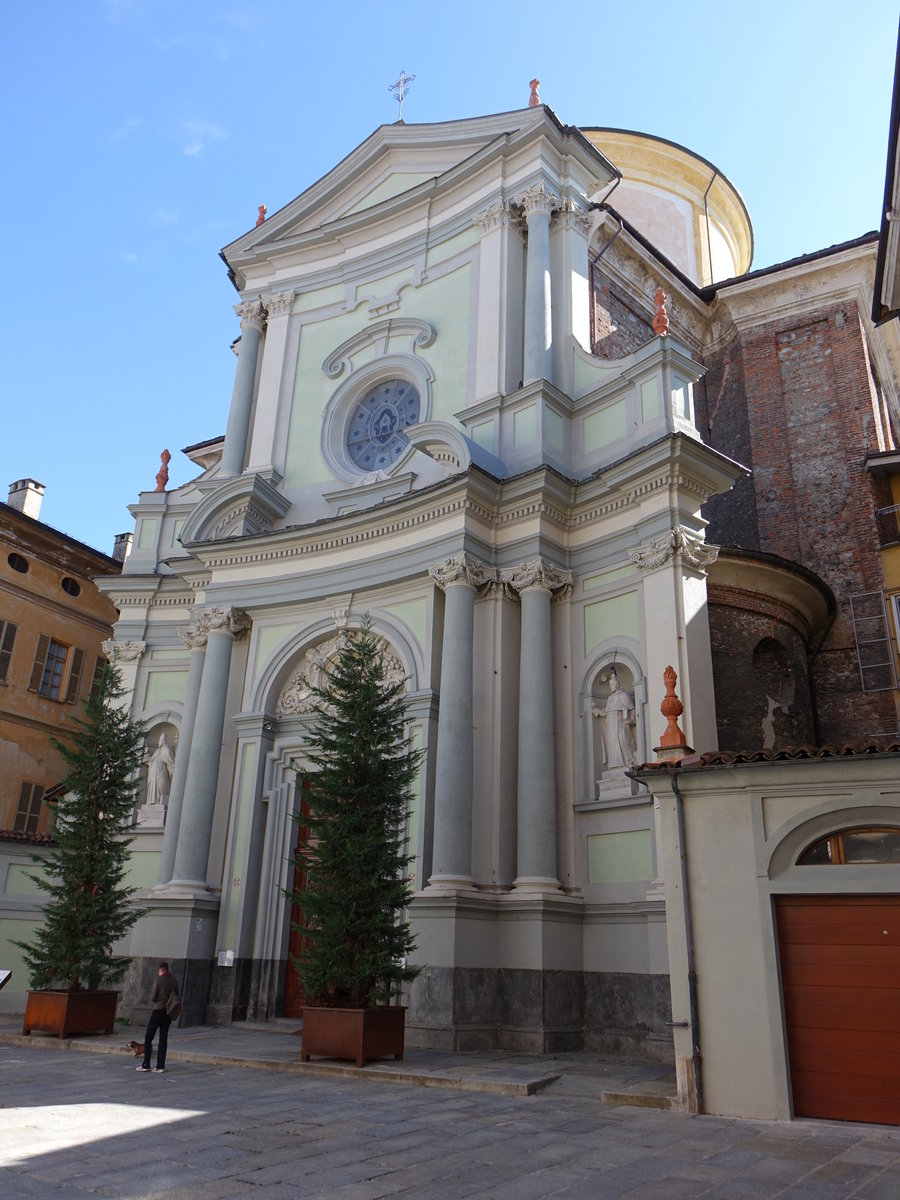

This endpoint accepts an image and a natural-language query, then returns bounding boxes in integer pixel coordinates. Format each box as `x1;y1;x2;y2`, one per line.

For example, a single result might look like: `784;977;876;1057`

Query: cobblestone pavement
2;1048;900;1199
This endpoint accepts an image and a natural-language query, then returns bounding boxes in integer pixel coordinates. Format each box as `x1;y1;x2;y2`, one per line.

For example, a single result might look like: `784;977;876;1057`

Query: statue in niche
145;733;176;806
592;667;638;770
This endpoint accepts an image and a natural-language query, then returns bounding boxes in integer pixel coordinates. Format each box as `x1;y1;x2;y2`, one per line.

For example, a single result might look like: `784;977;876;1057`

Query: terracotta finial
652;287;669;336
528;78;541;107
654;665;694;762
155;449;171;493
256;204;267;227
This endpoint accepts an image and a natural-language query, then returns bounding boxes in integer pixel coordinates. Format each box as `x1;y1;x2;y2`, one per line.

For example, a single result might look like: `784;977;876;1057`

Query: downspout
670;769;704;1114
702;170;718;286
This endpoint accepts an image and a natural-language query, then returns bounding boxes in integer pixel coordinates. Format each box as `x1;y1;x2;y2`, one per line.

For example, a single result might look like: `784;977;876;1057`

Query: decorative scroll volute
428;552;495;592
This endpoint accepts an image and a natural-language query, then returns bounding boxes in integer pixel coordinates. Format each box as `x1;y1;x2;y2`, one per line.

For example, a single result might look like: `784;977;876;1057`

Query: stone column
220;301;266;477
156;625;208;886
426;552;494;889
501;558;572;890
519;182;559;385
169;607;250;889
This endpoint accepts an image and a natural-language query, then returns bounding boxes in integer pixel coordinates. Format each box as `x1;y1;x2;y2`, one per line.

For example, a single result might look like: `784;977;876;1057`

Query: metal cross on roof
389;71;416;121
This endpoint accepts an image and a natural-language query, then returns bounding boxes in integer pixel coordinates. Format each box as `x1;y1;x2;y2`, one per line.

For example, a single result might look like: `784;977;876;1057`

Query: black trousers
142;1009;172;1069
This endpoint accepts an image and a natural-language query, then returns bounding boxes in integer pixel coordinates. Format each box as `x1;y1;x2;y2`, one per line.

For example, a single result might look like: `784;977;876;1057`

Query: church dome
581;128;753;286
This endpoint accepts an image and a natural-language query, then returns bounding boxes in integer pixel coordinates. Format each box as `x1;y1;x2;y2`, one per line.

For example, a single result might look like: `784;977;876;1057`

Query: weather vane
389;71;416;121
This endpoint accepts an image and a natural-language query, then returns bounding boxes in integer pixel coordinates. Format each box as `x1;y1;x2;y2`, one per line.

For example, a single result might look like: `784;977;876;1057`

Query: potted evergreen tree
16;662;145;1038
288;615;421;1067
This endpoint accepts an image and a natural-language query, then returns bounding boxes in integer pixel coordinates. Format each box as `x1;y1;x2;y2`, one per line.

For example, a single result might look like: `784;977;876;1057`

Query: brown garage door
776;895;900;1125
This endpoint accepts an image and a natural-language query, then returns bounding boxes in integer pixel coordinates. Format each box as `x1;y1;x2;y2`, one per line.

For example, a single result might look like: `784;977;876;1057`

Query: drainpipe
670;769;704;1114
702;170;718;286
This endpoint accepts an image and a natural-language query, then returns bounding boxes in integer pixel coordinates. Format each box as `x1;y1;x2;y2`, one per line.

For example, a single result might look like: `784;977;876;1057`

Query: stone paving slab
2;1048;900;1200
0;1014;677;1105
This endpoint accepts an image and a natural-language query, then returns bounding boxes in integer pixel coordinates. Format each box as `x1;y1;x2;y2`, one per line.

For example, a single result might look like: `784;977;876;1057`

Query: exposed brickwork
708;586;816;752
590;269;654;359
701;300;897;742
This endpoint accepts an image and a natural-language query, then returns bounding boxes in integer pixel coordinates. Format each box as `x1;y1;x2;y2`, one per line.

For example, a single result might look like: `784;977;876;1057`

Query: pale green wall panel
588;830;652;882
150;649;188;662
583;566;637;592
514;405;537;448
384;598;427;650
345;173;435;214
472;421;496;452
584;402;626;451
641;377;660;422
138;519;158;550
124;852;160;890
144;671;189;708
584;591;640;654
545;408;564;453
253;624;299;686
5;864;46;896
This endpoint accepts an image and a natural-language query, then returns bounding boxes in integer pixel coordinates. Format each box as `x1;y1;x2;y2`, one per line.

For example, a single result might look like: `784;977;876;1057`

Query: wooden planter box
23;989;119;1038
301;1005;406;1067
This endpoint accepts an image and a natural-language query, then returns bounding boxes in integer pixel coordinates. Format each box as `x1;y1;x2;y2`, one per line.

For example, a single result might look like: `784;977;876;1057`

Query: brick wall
701;300;897;742
591;269;654;359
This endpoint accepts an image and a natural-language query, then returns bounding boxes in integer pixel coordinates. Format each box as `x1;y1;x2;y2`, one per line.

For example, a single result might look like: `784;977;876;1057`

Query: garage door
776;895;900;1126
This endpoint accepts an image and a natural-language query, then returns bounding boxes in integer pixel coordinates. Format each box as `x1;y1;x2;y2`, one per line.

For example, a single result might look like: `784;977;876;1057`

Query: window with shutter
14;781;44;834
0;620;16;683
65;647;85;703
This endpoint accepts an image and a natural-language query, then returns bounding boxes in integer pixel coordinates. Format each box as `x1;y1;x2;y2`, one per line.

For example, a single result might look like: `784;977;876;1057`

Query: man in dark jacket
137;962;180;1073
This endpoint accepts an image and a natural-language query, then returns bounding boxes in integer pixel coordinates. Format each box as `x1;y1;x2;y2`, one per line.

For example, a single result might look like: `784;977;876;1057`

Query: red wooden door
776;895;900;1125
282;792;311;1019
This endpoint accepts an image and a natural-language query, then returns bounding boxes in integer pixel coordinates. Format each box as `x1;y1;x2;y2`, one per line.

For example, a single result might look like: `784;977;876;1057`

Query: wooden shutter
0;621;16;683
65;647;85;703
28;635;50;692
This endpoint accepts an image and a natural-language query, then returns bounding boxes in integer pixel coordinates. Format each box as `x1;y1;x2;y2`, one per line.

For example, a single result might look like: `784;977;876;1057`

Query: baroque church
76;95;900;1113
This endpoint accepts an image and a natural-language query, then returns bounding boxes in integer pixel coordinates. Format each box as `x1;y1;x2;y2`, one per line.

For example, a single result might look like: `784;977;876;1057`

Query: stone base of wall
118;954;213;1029
405;966;672;1059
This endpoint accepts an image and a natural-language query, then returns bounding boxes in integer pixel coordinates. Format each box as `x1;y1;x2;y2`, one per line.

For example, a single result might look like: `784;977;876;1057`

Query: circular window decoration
61;577;81;597
7;553;28;574
345;379;421;472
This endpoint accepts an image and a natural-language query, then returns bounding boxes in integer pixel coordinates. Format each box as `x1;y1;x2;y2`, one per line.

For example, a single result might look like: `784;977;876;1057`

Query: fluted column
501;558;572;891
169;607;250;888
156;625;208;886
519;182;559;385
427;553;494;889
220;301;266;477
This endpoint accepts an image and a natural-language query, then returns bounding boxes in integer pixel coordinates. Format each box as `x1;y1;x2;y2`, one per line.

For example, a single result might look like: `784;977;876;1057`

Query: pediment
221;107;619;278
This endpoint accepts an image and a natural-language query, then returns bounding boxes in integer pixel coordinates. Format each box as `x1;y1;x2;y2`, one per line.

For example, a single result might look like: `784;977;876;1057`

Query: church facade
71;103;900;1072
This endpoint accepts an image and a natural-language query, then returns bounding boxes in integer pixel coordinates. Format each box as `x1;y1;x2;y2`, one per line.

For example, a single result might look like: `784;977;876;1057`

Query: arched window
798;827;900;865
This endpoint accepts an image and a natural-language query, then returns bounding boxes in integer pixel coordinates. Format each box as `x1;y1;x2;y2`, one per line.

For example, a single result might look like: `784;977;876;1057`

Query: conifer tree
15;662;145;991
289;615;422;1008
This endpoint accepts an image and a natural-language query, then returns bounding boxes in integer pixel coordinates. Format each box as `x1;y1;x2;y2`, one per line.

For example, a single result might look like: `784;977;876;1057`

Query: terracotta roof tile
633;740;900;773
0;828;56;845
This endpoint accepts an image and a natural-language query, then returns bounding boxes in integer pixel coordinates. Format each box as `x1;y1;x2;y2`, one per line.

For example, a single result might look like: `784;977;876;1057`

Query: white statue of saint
592;668;638;769
145;732;176;806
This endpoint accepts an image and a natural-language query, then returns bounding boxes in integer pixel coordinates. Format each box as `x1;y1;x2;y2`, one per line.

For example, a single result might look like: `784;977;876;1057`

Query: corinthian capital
265;289;295;319
234;300;266;333
499;557;573;598
195;606;251;639
179;625;208;651
516;181;560;220
629;527;719;574
428;552;495;592
555;199;594;238
102;639;145;663
473;200;516;235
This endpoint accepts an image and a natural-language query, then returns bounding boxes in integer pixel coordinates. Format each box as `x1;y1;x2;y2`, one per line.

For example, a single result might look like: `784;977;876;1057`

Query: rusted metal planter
300;1005;406;1067
22;989;118;1038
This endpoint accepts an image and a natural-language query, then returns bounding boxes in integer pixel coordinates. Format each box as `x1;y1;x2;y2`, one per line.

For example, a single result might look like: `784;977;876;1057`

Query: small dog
127;1040;143;1058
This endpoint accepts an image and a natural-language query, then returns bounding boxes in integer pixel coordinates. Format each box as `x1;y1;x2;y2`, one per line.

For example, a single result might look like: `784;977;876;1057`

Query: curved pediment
179;472;291;546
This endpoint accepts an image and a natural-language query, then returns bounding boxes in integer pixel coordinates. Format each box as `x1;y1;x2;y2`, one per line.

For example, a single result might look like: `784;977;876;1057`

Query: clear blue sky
2;1;897;554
